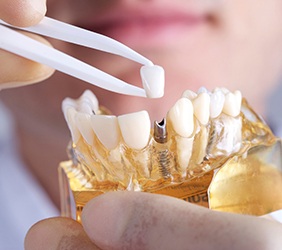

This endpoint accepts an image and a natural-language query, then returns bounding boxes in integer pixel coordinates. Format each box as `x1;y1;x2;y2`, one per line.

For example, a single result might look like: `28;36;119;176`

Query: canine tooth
223;90;242;117
74;113;94;145
64;107;80;144
91;115;120;150
210;90;225;118
192;92;210;125
182;89;197;100
168;98;194;137
140;65;165;98
118;111;151;150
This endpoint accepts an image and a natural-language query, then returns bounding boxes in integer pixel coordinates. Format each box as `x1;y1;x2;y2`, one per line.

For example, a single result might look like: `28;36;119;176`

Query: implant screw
153;118;172;178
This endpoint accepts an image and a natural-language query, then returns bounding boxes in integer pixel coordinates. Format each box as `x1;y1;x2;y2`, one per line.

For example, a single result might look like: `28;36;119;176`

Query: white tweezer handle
0;17;153;66
0;24;146;97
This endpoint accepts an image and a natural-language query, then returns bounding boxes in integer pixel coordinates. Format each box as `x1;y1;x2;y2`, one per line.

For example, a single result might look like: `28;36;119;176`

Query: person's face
3;0;282;207
44;0;282;118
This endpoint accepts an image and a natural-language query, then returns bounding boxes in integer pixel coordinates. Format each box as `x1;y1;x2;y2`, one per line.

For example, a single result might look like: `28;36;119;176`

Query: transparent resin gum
59;90;282;221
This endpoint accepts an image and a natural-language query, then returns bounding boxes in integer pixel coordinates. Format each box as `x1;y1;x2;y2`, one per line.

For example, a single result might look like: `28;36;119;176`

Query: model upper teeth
210;89;225;119
192;92;210;125
62;87;244;183
118;110;151;150
182;89;197;100
91;115;120;150
223;90;242;117
74;113;94;145
140;65;165;98
168;98;194;137
62;105;80;144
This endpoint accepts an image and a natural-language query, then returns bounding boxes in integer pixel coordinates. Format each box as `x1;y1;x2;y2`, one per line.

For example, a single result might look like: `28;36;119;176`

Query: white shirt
0;103;59;250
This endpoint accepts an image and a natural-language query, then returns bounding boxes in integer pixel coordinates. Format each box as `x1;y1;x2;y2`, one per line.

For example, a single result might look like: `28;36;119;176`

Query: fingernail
81;192;131;248
29;0;47;15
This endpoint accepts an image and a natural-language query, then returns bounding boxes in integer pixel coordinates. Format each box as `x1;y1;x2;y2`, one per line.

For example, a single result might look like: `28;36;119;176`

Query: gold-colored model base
59;139;282;221
59;160;213;221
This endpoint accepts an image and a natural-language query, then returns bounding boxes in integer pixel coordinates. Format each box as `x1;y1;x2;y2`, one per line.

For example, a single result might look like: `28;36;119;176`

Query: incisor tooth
210;90;225;118
193;92;210;125
75;113;94;145
223;90;242;117
140;65;165;98
168;98;194;137
64;107;80;144
91;115;120;150
118;111;151;150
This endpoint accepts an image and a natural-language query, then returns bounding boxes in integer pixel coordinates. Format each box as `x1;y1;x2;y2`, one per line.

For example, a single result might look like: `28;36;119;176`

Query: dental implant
150;119;174;180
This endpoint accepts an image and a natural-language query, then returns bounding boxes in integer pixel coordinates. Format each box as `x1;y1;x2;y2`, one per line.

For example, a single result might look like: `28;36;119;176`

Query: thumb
0;31;55;90
0;0;47;27
0;0;53;89
81;192;282;250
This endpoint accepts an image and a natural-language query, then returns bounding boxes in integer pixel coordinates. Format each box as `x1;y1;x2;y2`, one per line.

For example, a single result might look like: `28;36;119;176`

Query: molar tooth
197;87;208;94
192;92;210;125
62;97;75;112
79;101;95;114
210;89;225;118
78;90;99;113
118;111;151;150
214;87;229;94
74;113;94;145
140;65;165;98
223;90;242;117
182;89;197;100
90;115;120;150
168;98;194;137
64;107;80;144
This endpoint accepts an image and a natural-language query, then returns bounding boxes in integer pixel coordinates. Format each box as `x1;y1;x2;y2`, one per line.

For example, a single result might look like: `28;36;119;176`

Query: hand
0;0;54;89
25;192;282;250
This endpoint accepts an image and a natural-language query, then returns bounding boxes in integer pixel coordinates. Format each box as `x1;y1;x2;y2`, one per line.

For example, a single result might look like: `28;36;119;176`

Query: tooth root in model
118;110;152;180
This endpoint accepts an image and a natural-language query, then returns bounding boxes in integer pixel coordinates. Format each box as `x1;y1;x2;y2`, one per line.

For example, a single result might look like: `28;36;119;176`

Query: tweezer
0;16;154;97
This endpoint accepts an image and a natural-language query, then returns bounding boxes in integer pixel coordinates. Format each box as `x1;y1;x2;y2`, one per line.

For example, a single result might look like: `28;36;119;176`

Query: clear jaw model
59;87;282;221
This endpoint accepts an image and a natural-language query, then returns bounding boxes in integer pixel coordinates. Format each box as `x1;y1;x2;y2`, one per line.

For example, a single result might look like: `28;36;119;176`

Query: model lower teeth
62;87;276;191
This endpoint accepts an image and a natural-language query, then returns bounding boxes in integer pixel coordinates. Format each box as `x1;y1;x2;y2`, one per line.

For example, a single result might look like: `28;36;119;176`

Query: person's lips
77;6;211;48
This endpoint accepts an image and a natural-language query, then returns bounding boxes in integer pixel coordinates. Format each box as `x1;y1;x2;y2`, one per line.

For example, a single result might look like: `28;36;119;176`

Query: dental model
59;87;282;221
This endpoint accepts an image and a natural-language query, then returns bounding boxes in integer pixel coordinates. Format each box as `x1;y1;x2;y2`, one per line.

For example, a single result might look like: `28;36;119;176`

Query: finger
0;31;54;89
82;192;282;250
0;0;46;27
24;217;101;250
